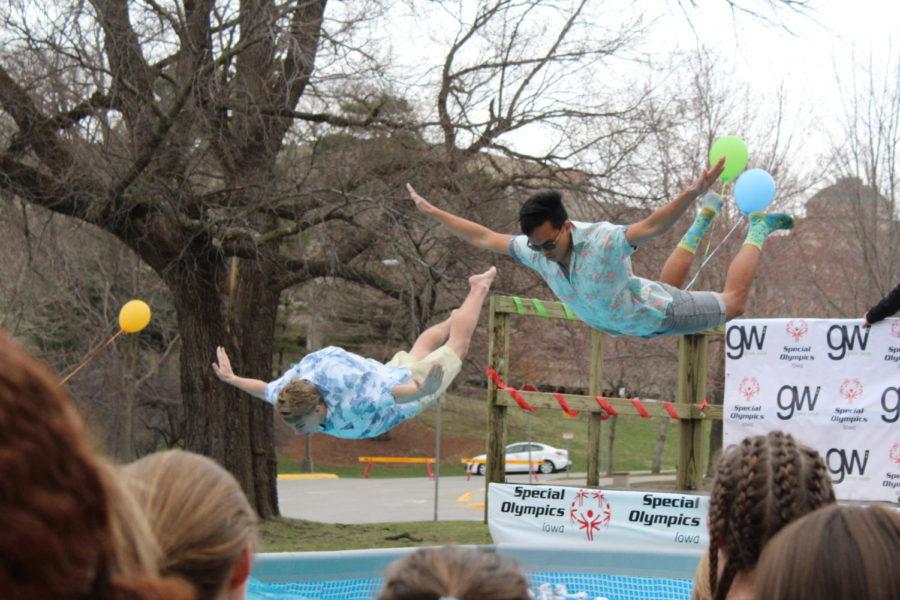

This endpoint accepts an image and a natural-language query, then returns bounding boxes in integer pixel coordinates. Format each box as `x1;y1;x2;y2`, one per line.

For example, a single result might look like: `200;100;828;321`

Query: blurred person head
122;450;257;600
378;546;531;600
754;504;900;600
0;331;194;600
707;430;835;600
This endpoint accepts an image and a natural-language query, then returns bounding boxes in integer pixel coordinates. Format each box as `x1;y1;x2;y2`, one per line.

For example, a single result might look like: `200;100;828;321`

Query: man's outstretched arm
626;157;726;247
407;184;513;255
212;346;268;400
865;282;900;326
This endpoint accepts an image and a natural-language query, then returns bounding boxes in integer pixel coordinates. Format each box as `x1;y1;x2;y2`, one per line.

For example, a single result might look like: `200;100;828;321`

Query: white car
466;442;571;476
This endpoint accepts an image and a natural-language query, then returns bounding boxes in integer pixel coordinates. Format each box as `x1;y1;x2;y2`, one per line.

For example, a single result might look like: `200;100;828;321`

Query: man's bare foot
469;266;498;289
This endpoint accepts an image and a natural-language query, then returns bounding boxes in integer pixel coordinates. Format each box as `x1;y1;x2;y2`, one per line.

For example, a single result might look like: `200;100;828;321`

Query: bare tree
0;0;656;515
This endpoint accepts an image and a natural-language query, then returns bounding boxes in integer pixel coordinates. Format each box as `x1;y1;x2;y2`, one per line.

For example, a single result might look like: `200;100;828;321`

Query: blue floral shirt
264;346;417;439
509;221;673;336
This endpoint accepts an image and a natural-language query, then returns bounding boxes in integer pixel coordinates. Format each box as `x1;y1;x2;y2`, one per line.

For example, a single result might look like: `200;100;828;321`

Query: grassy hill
278;389;712;478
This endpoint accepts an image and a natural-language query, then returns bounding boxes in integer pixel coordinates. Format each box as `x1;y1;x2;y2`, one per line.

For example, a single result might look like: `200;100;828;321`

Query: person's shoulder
574;220;624;243
573;220;621;232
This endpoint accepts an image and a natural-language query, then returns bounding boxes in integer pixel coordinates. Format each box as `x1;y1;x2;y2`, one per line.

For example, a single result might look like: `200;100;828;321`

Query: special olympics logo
569;488;611;542
786;319;808;342
892;321;900;338
738;377;761;401
839;378;864;403
891;443;900;467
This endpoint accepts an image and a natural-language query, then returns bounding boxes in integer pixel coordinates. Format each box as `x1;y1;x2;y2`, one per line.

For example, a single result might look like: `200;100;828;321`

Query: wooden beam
485;297;510;522
491;295;725;336
493;391;722;420
586;329;604;486
676;334;709;490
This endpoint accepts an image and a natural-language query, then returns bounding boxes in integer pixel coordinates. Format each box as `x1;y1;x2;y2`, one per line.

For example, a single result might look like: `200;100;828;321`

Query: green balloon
709;136;749;182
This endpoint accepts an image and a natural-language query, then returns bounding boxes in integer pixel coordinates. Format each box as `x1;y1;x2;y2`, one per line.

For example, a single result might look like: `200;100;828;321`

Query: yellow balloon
119;300;152;333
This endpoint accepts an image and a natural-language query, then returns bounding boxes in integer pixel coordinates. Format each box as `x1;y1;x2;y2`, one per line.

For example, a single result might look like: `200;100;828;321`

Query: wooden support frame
484;295;721;516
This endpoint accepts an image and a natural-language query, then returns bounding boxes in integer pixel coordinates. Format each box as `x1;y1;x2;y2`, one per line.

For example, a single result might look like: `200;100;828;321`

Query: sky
383;0;898;175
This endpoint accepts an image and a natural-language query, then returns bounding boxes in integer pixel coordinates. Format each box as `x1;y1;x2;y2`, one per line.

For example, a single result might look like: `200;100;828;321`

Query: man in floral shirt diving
407;158;793;337
213;267;496;437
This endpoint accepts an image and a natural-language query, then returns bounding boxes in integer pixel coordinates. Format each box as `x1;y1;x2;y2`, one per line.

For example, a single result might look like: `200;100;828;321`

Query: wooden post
485;297;511;522
586;329;604;486
677;333;709;490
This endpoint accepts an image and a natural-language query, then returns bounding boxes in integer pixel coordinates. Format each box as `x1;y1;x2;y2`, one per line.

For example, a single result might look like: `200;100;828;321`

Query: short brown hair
754;504;900;600
277;379;323;417
707;431;835;600
378;546;531;600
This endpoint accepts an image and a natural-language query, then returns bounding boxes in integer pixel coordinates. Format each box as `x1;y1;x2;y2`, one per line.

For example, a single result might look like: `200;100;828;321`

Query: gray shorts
652;283;726;336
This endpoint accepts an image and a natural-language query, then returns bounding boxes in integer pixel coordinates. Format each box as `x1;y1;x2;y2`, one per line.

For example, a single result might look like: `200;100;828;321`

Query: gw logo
882;387;900;424
826;448;869;484
726;325;767;360
826;325;870;360
776;385;820;419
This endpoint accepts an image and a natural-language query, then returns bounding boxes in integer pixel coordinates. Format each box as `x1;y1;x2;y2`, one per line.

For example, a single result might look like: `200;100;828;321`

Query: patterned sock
743;212;795;250
677;192;723;254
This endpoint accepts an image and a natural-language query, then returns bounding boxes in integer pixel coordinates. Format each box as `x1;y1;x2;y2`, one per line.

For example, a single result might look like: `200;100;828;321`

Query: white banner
488;483;708;551
724;318;900;502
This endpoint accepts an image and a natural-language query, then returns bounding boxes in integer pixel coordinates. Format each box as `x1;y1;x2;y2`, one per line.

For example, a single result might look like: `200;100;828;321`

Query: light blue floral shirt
508;221;673;336
264;346;417;439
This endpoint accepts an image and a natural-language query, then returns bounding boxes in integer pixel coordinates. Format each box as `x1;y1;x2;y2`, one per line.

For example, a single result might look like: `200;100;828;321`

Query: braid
708;432;839;600
713;560;740;600
769;431;801;528
801;445;835;508
707;445;740;594
731;437;768;567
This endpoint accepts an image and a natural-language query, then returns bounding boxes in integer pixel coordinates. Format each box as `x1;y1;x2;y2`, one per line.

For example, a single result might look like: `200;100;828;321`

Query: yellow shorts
387;345;463;403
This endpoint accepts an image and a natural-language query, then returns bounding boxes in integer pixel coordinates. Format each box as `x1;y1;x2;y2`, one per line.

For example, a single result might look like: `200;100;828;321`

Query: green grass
258;518;491;552
278;391;712;477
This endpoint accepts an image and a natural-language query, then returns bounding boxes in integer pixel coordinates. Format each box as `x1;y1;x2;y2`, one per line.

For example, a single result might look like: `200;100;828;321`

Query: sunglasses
527;227;565;252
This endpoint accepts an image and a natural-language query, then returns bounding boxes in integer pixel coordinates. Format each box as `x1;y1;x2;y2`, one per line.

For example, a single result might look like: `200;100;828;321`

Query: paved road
277;472;678;523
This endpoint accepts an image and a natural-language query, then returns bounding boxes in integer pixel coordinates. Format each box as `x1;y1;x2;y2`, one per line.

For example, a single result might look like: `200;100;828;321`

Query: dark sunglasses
527;227;565;252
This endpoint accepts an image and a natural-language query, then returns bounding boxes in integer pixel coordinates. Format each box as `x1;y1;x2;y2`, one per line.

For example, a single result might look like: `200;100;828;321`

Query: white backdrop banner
724;318;900;502
487;483;708;550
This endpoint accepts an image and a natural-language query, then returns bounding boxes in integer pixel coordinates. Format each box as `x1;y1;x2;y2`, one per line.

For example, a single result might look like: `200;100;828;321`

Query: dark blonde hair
754;504;900;600
707;431;835;600
378;546;531;600
690;551;711;600
277;379;323;416
0;332;194;600
122;450;257;600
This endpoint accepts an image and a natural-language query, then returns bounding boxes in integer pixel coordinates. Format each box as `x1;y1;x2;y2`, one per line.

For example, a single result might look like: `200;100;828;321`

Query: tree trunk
168;258;280;518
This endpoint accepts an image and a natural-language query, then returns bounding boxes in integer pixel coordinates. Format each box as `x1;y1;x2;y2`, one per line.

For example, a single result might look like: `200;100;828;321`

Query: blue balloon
733;168;776;214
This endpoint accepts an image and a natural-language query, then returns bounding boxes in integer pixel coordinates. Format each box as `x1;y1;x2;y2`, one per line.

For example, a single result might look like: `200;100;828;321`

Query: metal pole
433;396;442;521
527;412;533;483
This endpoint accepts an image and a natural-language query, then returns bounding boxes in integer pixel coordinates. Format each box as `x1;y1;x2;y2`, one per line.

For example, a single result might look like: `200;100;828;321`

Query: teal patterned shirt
265;347;417;439
509;221;673;336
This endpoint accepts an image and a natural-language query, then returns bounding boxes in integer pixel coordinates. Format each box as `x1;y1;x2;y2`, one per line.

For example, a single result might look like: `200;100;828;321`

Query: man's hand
416;364;444;396
689;157;726;197
406;183;437;215
212;346;235;383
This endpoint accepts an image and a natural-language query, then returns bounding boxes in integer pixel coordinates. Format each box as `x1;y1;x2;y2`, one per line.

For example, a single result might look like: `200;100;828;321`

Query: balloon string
685;215;745;291
60;329;125;384
697;179;729;275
